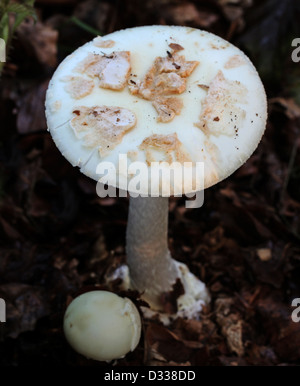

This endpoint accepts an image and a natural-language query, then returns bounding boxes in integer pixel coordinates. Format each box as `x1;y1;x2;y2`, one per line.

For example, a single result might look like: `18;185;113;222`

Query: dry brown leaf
16;80;49;134
17;20;58;67
0;284;50;338
162;3;219;28
269;97;300;119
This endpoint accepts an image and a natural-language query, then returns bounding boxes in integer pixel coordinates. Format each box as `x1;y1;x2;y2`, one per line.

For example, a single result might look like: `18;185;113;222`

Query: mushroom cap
63;290;141;362
45;25;267;196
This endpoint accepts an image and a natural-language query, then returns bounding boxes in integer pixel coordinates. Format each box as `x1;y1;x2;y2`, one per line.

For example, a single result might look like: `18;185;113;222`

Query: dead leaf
256;296;300;361
269;97;300;119
162;3;219;28
17;20;58;67
16;80;49;133
0;283;50;338
257;248;272;261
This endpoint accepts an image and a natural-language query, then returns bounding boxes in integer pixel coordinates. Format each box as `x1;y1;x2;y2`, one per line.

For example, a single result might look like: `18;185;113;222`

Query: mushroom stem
126;196;177;307
126;195;180;309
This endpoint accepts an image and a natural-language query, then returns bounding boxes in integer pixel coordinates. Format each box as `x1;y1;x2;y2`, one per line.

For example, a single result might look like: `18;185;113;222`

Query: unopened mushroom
63;290;141;361
45;26;267;316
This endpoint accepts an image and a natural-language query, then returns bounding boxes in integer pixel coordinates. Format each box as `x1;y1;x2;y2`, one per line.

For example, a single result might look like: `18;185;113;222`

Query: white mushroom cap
45;25;267;196
63;290;141;362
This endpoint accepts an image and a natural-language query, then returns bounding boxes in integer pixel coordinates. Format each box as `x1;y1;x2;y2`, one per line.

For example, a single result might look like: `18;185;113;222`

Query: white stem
126;196;179;309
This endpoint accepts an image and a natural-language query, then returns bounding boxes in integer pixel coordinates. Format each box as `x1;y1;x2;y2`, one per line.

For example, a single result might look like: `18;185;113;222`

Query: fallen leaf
0;284;50;338
16;80;49;133
17;20;58;67
269;98;300;119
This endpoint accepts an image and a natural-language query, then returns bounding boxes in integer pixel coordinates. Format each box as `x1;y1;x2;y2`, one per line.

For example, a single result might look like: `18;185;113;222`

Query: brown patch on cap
152;96;183;123
93;37;115;48
169;43;184;51
139;133;191;165
70;105;136;157
198;84;209;91
224;55;246;69
195;71;247;137
62;76;94;99
128;51;198;123
75;51;131;91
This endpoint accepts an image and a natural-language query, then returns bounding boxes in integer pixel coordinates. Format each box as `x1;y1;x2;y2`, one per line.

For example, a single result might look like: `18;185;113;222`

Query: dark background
0;0;300;366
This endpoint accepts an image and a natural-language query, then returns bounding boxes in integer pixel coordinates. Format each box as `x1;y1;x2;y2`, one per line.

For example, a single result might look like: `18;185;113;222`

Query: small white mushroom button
63;291;141;362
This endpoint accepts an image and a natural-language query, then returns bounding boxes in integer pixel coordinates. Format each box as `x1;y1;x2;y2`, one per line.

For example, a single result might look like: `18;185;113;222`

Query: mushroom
63;290;141;361
45;26;267;316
